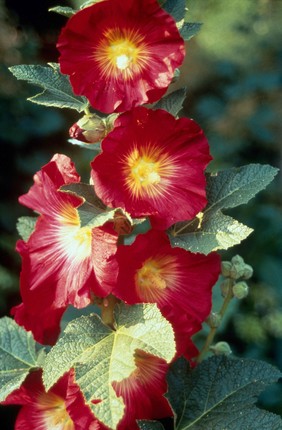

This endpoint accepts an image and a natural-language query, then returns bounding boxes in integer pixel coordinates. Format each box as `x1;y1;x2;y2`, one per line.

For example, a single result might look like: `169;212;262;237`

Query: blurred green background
0;0;282;427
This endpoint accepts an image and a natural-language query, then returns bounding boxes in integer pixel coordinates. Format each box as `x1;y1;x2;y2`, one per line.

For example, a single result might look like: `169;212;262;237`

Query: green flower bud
231;255;245;265
230;255;246;280
69;113;118;144
242;264;254;280
232;281;249;299
206;312;222;328
221;261;232;277
210;341;232;356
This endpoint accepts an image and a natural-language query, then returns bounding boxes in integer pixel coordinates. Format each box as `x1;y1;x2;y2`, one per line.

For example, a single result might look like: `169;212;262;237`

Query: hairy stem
196;279;234;363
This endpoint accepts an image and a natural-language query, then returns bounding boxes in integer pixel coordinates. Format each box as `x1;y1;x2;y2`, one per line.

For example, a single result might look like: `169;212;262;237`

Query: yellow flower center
135;255;180;302
38;392;75;430
95;27;150;79
123;144;175;199
57;202;92;262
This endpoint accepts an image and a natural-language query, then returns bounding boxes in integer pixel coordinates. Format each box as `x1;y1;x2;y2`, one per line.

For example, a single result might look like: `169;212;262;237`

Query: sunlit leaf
43;304;175;430
0;317;43;402
153;88;186;116
48;6;75;17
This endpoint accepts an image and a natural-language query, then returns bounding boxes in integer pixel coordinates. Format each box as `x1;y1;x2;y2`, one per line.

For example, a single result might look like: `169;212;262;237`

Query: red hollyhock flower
91;107;212;230
2;370;100;430
113;350;172;429
112;229;221;359
13;155;118;345
57;0;185;113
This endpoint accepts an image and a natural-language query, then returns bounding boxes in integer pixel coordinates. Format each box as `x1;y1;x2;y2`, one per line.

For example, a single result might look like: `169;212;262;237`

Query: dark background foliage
0;0;281;428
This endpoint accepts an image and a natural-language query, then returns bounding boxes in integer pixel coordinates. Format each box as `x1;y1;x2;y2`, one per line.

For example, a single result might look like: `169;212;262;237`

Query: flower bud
69;114;108;144
242;264;253;280
232;281;249;299
221;261;232;277
210;341;232;356
206;312;221;328
229;255;246;280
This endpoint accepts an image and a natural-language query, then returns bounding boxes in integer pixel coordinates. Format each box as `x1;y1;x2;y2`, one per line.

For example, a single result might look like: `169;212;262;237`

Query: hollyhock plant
57;0;185;113
91;106;212;229
2;370;100;430
12;154;119;344
112;229;221;359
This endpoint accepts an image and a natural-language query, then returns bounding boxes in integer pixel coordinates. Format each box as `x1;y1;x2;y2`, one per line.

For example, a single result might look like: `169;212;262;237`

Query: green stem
196;279;234;363
101;294;118;329
84;106;91;115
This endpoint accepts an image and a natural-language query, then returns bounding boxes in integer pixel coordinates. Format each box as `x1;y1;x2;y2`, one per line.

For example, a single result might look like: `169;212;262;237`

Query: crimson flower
112;229;221;359
13;154;118;345
91;107;212;229
1;370;100;430
57;0;185;113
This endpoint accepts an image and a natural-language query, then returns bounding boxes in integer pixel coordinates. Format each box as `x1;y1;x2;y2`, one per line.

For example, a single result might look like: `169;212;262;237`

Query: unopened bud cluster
220;254;253;300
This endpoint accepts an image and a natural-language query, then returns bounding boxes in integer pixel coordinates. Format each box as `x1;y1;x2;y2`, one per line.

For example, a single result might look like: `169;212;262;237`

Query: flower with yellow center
57;0;185;112
92;107;211;229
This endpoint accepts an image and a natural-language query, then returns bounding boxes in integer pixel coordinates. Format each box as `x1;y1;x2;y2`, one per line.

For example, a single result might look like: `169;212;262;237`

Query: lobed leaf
170;164;278;254
167;356;282;430
16;216;37;242
153;88;187;116
9;63;89;112
0;317;43;402
43;304;175;430
170;212;253;255
206;164;279;213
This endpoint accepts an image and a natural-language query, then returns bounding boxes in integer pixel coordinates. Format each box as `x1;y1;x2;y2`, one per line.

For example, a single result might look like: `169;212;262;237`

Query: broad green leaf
206;164;279;213
9;63;89;112
170;164;278;254
43;304;175;430
138;421;165;430
167;356;282;430
163;0;186;22
180;23;202;40
16;216;37;241
0;317;42;402
153;88;186;116
48;6;75;17
170;212;253;255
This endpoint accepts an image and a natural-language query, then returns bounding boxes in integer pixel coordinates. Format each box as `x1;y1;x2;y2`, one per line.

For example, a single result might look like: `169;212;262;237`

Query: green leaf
153;88;186;116
206;164;279;213
43;304;175;430
170;164;278;254
138;421;165;430
167;356;282;430
9;63;89;112
170;212;253;254
163;0;186;22
0;317;42;402
48;6;75;17
16;216;37;241
180;23;202;40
